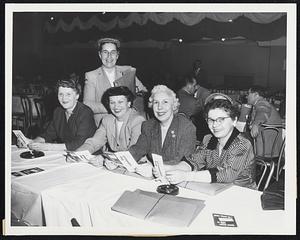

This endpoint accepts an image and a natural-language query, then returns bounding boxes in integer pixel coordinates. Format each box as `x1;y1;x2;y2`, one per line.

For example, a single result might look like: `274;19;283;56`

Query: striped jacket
184;128;257;189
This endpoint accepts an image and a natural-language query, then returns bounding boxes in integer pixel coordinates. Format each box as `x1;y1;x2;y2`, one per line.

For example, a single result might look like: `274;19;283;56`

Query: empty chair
12;95;26;132
254;124;285;191
34;98;47;130
19;95;33;136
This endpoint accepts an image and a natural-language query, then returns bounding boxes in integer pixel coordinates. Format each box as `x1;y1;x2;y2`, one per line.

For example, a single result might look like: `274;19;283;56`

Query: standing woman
105;85;197;177
21;78;97;151
83;37;147;126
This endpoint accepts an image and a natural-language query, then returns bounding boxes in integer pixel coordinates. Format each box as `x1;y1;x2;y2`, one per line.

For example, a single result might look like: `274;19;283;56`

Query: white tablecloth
10;147;291;234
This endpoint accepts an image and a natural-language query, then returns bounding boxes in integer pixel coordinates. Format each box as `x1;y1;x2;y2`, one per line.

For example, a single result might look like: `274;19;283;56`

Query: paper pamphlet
13;130;29;146
152;153;169;184
103;151;138;172
102;152;123;167
111;189;206;227
66;150;93;163
114;151;138;172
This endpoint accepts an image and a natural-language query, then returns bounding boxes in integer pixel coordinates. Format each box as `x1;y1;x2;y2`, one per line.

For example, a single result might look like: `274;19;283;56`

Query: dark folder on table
111;189;205;227
178;182;232;196
114;69;136;94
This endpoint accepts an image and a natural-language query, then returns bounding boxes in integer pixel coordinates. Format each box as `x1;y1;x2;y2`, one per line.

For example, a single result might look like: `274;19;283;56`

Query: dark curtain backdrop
12;12;286;91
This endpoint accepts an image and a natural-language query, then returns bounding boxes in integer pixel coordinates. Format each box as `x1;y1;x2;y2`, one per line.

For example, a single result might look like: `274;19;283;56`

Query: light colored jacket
76;108;145;154
83;65;147;126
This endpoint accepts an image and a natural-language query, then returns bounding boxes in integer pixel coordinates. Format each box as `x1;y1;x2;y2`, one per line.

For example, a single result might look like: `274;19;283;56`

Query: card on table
212;213;237;227
11;171;24;177
20;167;44;175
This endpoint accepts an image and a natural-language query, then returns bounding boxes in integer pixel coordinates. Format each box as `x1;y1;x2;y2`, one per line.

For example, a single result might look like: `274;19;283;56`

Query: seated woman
76;86;145;155
19;78;97;151
163;98;256;189
105;85;197;177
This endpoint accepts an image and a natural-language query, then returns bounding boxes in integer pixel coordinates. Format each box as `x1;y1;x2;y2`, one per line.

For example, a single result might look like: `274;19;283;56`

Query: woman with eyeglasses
83;37;147;126
18;78;97;151
162;98;256;189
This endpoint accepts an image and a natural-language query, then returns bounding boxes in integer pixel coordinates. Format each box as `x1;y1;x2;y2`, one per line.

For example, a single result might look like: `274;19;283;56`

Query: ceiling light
50;16;54;21
178;38;183;43
228;19;233;22
221;38;226;41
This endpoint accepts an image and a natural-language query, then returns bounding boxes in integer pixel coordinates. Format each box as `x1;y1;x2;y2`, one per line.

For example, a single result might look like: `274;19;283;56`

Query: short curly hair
102;86;135;112
204;99;240;120
148;85;180;113
56;78;81;95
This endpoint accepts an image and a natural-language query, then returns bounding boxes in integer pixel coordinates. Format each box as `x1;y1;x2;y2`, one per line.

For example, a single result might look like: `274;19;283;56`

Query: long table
9;146;292;235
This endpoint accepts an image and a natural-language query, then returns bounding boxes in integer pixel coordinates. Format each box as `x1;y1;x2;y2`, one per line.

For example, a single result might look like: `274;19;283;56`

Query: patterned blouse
183;128;257;189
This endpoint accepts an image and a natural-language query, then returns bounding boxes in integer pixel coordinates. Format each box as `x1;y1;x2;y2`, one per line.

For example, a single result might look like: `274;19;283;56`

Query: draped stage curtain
44;12;286;46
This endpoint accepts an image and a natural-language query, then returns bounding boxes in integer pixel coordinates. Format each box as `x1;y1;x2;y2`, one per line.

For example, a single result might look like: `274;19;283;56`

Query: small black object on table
157;184;179;196
20;150;45;159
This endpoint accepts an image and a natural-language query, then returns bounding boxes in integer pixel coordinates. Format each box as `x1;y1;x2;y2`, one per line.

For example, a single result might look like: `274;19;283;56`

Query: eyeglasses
100;50;118;58
206;117;231;126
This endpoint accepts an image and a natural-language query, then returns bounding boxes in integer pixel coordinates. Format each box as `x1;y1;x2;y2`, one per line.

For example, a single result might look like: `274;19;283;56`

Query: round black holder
156;184;179;196
20;150;45;159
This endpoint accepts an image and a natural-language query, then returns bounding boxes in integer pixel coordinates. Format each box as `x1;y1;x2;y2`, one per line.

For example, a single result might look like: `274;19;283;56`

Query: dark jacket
184;128;257;189
40;102;97;151
177;89;201;119
129;114;197;165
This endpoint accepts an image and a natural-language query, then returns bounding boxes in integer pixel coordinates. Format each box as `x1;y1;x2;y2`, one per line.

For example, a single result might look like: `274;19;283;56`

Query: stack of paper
111;189;205;227
178;182;232;196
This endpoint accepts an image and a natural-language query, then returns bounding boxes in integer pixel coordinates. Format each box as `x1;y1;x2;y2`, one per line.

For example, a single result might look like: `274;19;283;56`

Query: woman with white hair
105;85;197;177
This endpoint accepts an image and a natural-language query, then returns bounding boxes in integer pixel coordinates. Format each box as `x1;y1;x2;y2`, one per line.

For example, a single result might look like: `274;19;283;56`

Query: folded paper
111;189;205;227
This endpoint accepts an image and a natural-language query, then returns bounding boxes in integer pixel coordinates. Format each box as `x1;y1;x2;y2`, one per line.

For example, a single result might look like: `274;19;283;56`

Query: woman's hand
135;162;153;178
28;142;53;151
165;170;188;184
17;137;32;148
88;155;104;168
104;159;118;170
152;164;176;178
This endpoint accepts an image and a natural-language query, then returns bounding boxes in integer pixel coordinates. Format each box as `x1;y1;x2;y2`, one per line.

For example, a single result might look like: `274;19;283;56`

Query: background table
10;146;291;235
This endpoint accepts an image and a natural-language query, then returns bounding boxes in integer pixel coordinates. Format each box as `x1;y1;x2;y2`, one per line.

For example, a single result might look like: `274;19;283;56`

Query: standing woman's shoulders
85;67;102;81
85;67;102;75
116;65;136;72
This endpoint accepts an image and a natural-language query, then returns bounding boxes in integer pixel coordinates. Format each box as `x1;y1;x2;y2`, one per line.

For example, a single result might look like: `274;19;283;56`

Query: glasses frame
100;50;119;58
206;116;231;126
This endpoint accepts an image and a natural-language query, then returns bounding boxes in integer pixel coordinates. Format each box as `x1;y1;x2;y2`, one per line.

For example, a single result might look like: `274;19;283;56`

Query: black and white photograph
5;3;296;236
